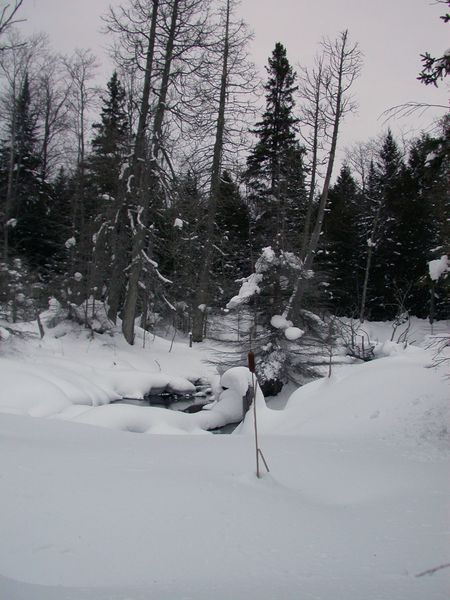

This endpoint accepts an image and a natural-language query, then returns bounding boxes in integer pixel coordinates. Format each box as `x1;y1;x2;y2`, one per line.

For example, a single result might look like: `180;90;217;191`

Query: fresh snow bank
0;315;449;598
0;413;448;600
1;317;448;443
249;347;449;455
0;317;214;425
64;366;264;434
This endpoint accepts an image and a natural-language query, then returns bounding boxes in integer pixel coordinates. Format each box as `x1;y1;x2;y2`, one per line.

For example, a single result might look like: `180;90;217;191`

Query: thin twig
415;562;450;578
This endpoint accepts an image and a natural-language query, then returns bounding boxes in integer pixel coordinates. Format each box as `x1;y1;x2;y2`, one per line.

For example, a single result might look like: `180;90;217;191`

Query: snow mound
428;254;449;281
270;314;292;329
255;351;449;454
0;315;214;424
284;326;304;341
71;403;208;435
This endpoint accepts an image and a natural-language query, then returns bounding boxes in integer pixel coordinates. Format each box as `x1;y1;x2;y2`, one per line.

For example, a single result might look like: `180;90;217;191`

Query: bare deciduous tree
0;0;24;50
285;30;362;319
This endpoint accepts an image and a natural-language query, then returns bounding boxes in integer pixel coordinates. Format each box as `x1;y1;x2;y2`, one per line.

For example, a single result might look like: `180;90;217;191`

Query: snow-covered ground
0;312;449;599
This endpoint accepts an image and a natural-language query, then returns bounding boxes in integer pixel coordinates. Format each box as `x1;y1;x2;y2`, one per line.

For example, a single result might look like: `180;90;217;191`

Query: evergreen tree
0;73;54;270
398;135;438;317
46;166;75;277
214;170;250;302
156;172;205;330
369;130;406;319
408;125;450;319
320;164;361;314
88;71;129;199
75;72;131;311
245;42;305;252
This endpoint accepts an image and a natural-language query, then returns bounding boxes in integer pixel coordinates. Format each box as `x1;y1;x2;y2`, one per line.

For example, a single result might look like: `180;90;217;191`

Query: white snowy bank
0;314;449;599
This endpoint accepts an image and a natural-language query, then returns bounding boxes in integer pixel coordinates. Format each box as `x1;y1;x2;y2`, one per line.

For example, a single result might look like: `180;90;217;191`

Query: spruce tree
245;42;305;252
398;135;437;317
80;72;131;312
88;71;129;200
0;73;53;271
214;170;251;302
231;43;314;393
156;172;204;330
369;130;406;319
321;164;361;315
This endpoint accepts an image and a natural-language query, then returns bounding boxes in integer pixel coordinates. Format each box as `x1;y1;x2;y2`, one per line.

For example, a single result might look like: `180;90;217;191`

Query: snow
0;315;449;599
0;326;11;340
258;245;276;267
226;272;263;309
428;254;449;281
255;348;449;452
284;326;304;340
126;173;134;193
227;246;303;310
270;314;292;329
173;217;183;228
0;316;214;429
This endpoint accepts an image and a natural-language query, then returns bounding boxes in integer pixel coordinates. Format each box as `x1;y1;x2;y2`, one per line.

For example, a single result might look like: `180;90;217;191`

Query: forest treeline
0;0;448;387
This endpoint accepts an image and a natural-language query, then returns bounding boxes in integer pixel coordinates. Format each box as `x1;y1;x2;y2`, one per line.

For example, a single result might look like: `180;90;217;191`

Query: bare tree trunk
286;31;361;317
359;244;373;323
121;0;182;344
191;0;230;342
359;203;382;323
300;59;324;260
121;0;160;345
152;0;179;159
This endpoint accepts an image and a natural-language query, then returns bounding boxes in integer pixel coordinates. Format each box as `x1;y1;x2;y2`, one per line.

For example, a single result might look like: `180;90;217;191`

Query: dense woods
0;0;448;387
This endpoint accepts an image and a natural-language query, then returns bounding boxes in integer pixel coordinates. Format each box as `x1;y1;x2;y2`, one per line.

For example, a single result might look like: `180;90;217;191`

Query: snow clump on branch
428;255;449;282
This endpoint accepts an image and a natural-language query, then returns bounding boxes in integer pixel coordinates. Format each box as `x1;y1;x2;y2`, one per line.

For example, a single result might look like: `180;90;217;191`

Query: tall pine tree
88;71;130;200
0;73;54;271
320;164;362;315
245;42;305;252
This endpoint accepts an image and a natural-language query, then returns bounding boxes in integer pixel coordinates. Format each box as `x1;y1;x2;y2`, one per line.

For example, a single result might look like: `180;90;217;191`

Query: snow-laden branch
141;250;173;284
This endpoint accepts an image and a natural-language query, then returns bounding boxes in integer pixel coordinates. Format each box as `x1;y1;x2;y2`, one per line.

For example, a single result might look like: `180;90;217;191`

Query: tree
81;71;131;309
190;0;255;342
0;0;24;51
320;164;361;314
245;42;305;252
89;71;130;198
61;49;99;314
0;72;54;269
37;50;73;181
213;170;250;301
105;0;220;342
397;134;439;317
367;130;406;319
286;30;362;316
358;160;382;322
418;0;450;86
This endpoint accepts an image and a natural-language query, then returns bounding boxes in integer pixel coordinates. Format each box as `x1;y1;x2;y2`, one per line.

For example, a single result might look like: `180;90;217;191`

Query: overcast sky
18;0;449;153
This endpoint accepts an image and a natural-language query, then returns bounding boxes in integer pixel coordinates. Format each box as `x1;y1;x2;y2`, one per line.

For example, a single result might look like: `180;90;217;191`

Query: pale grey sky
18;0;449;152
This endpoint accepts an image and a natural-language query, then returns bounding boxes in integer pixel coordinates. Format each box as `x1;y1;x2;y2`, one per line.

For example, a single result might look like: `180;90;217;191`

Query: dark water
113;380;242;434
